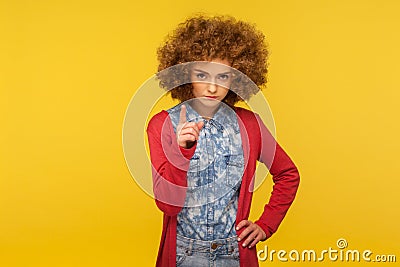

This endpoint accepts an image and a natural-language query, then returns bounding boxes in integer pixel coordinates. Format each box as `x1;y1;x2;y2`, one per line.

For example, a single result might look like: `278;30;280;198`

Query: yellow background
1;0;399;266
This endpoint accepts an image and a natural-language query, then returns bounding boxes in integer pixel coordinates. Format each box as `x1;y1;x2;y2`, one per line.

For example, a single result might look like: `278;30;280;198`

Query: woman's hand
236;220;267;248
177;105;204;148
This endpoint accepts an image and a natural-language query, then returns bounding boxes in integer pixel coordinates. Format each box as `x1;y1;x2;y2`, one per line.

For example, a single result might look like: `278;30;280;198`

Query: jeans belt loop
187;238;193;255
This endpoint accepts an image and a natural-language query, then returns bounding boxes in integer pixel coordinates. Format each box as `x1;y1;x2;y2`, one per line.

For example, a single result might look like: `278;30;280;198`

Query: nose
207;82;217;94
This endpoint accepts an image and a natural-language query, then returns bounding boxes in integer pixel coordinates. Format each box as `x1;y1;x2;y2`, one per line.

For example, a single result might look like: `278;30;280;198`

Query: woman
147;15;300;267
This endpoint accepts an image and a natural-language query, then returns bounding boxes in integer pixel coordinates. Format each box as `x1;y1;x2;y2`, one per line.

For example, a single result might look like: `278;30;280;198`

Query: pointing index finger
179;104;187;124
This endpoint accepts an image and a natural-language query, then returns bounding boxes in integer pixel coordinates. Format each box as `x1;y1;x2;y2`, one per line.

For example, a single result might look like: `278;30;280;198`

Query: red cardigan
146;106;300;267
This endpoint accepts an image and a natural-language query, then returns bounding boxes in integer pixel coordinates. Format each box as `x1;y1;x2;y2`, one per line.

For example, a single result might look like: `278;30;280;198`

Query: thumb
197;120;204;130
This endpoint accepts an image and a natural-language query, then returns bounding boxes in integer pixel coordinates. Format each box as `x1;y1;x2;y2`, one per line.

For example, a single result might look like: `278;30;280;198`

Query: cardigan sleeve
253;113;300;239
146;111;197;216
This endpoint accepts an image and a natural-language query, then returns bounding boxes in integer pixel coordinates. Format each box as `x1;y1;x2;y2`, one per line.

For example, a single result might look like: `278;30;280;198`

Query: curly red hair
157;14;269;106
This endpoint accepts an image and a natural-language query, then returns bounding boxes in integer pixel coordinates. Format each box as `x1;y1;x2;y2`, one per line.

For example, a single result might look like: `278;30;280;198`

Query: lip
205;96;218;99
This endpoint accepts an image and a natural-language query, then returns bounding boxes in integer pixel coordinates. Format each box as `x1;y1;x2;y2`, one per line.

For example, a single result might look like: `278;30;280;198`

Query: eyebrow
192;69;232;75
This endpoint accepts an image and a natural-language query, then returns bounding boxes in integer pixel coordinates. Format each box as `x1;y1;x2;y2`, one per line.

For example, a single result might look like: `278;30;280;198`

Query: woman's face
190;58;232;106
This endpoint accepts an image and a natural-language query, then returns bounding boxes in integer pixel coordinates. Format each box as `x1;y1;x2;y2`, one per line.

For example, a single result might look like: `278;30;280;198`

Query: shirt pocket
224;154;244;191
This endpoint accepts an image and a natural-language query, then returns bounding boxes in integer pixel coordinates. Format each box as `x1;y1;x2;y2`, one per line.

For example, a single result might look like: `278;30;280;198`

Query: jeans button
211;243;218;250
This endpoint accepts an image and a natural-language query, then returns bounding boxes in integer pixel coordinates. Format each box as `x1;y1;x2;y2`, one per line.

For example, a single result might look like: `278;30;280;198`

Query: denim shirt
167;103;244;241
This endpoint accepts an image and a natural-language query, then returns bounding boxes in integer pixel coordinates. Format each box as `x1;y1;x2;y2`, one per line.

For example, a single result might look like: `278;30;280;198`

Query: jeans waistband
176;234;238;255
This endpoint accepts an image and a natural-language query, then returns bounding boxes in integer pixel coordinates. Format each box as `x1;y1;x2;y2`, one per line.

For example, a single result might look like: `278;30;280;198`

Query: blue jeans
176;234;240;267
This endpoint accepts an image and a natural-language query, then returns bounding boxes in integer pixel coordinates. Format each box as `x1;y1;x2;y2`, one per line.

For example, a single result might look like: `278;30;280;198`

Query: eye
218;74;230;80
196;73;207;79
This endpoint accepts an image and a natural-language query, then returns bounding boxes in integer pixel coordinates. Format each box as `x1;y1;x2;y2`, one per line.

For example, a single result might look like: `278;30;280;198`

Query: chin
198;98;221;106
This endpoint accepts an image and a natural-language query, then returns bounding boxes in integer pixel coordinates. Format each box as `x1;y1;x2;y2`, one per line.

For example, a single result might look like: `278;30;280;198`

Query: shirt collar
185;102;238;133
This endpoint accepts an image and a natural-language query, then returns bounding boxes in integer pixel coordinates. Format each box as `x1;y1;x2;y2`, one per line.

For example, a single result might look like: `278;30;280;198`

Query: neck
189;101;221;120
